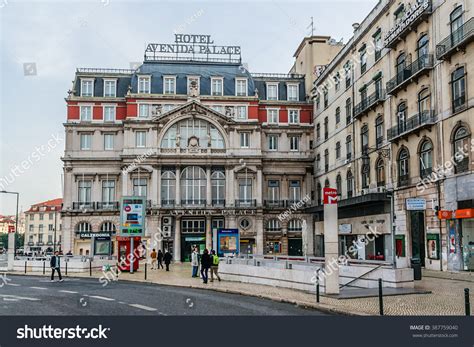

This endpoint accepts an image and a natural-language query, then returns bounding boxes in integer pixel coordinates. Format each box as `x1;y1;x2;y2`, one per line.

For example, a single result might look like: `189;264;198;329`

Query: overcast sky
0;0;377;215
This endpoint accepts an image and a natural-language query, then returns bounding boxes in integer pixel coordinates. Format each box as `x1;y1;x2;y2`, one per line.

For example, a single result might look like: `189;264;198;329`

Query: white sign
339;223;352;234
406;198;426;211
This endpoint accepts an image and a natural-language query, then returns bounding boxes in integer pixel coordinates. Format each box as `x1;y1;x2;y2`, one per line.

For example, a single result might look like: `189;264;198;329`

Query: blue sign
217;228;239;257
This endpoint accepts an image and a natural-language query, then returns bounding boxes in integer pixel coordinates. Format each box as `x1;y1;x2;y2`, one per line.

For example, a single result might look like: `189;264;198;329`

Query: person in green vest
210;250;221;282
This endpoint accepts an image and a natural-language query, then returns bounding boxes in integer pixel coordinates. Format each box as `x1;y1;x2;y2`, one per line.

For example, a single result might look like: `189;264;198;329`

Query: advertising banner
217;228;239;257
120;196;146;237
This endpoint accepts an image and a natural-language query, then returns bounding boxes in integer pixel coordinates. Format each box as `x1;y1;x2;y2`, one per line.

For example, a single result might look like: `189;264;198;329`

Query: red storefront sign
116;236;141;242
438;210;453;219
323;187;338;205
438;209;474;220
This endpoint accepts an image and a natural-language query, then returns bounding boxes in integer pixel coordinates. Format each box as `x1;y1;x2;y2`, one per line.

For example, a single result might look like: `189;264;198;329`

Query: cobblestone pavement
13;263;473;316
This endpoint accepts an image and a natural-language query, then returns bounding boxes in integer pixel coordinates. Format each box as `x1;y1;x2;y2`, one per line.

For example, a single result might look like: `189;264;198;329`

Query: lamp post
0;190;19;257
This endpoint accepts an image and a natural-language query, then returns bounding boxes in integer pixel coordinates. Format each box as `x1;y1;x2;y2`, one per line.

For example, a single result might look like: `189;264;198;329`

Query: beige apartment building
311;0;473;271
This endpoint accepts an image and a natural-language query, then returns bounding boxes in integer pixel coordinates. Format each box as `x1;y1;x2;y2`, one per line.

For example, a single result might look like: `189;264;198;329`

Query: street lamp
0;190;19;257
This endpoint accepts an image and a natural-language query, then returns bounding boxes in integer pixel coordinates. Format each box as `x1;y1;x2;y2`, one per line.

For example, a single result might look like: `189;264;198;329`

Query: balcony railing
386;54;434;95
436;18;474;60
398;174;410;187
235;199;257;207
161;199;175;207
354;89;386;118
264;200;286;208
72;202;94;210
181;199;206;206
387;110;437;141
96;201;119;210
212;199;226;207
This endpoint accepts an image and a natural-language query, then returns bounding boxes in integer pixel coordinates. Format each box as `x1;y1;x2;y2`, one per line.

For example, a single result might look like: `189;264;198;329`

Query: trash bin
411;258;422;280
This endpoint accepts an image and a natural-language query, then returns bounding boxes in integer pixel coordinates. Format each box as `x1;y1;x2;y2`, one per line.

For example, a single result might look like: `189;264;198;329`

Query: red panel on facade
67;101;79;120
116;105;127;120
248;102;259;119
300;109;312;124
280;107;288;123
93;105;102;120
127;103;137;118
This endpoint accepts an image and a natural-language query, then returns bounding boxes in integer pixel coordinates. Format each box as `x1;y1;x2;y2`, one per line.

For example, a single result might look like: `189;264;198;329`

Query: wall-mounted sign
217;228;239;257
76;232;111;239
145;34;241;61
120;196;146;237
339;224;352;234
323;187;338;205
384;0;431;47
406;198;426;211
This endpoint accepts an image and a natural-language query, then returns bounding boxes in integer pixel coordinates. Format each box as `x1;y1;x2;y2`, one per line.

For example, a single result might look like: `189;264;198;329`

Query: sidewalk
10;263;473;316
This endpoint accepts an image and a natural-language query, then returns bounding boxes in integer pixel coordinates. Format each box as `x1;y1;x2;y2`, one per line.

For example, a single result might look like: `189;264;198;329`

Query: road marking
6;283;20;287
29;287;47;290
3;298;19;302
118;301;126;304
0;295;40;301
128;303;157;311
59;290;78;294
89;295;115;301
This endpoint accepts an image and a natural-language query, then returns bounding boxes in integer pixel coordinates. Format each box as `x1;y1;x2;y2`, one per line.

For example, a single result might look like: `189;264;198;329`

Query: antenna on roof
307;17;315;36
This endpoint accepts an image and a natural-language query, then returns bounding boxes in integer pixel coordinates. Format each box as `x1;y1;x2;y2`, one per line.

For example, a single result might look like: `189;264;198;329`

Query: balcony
264;200;286;208
72;202;94;210
235;199;257;208
354;90;386;119
36;242;44;246
436;18;474;60
398;174;410;187
212;199;226;207
181;199;206;207
386;54;434;95
161;199;175;207
96;201;119;210
384;1;432;49
387;110;437;142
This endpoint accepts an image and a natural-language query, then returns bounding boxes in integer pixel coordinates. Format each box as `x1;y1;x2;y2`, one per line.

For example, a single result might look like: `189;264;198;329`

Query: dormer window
81;79;94;97
211;77;224;96
267;83;278;100
164;76;176;94
104;79;117;97
287;83;299;101
138;76;151;94
236;78;248;96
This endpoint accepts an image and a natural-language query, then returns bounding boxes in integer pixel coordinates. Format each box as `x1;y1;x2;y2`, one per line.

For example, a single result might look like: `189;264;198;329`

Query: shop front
181;218;206;262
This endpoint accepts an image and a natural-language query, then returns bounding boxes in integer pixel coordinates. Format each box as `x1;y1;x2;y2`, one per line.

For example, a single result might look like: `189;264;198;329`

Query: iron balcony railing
235;199;257;207
252;72;304;79
161;199;175;207
72;202;94;210
96;201;119;210
387;110;437;141
386;54;434;95
436;18;474;60
264;200;286;208
212;199;226;207
77;67;136;74
181;199;206;206
354;89;386;118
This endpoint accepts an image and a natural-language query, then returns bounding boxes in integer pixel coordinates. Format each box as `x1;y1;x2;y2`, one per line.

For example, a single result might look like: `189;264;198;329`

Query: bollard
43;261;45;275
465;288;471;316
145;263;148;280
378;278;384;316
316;269;320;303
89;261;92;277
24;261;27;274
65;261;68;276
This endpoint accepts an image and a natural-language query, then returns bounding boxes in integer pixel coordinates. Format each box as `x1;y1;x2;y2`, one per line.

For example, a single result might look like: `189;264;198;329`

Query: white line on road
0;295;40;301
3;298;19;302
59;290;78;294
128;303;157;311
29;287;48;290
89;295;115;301
6;283;20;287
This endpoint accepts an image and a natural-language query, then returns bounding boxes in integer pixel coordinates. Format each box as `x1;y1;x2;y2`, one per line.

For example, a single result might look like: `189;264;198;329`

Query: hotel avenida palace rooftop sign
144;34;241;62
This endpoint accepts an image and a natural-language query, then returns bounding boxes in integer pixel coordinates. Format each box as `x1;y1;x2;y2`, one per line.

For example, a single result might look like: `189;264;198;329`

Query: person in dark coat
163;250;172;271
157;249;164;269
200;249;212;284
50;251;63;282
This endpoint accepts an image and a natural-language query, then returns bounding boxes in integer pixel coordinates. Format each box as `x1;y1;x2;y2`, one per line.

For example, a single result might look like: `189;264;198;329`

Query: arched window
211;170;225;205
396;53;406;78
266;219;281;232
451;67;466;112
346;135;352;159
418;88;431;115
288;219;302;232
336;174;342;197
345;98;352;124
419;140;433;178
76;222;92;232
324;178;330;188
417;34;429;60
100;222;116;235
361;125;369;153
362;163;370;189
376;158;385;186
324;149;329;172
161;170;176;205
397;102;407;134
450;6;463;45
347;171;354;198
324;117;329;140
398;148;410;186
453;126;470;173
335;107;341;124
161;119;225;149
335;141;341;159
375;115;384;147
180;166;206;205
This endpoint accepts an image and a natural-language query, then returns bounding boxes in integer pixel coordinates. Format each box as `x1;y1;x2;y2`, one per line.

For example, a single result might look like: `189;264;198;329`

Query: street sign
217;228;239;257
323;187;338;205
120;196;146;237
406;198;426;210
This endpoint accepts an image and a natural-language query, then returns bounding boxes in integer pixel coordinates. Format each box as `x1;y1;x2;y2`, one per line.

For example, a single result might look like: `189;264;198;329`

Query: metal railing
354;89;386;118
264;200;286;208
386;54;434;95
77;67;136;74
181;199;206;206
436;18;474;60
235;199;257;207
252;72;304;79
161;199;175;207
387;110;437;141
72;202;94;210
95;201;119;210
212;199;226;207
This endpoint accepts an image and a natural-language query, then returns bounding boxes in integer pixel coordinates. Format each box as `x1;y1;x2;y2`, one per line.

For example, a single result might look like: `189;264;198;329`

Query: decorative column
175;166;181;206
157;215;163;252
122;170;128;196
151;167;158;205
174;216;181;261
256;167;263;206
256;215;264;255
305;170;312;202
156;166;162;207
303;216;314;256
206;215;212;250
206;166;212;206
226;167;235;206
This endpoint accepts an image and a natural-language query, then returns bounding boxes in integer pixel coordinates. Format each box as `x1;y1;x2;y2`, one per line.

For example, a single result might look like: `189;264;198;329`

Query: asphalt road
0;275;330;316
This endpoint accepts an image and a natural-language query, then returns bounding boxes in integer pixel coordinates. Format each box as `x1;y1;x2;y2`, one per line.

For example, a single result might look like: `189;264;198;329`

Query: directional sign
323;188;338;205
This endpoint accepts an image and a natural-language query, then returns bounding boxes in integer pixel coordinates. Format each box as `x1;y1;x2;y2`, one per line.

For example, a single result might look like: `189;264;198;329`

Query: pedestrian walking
163;250;172;271
210;250;221;282
191;247;199;277
157;249;164;269
200;249;211;284
50;251;63;282
150;249;157;270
